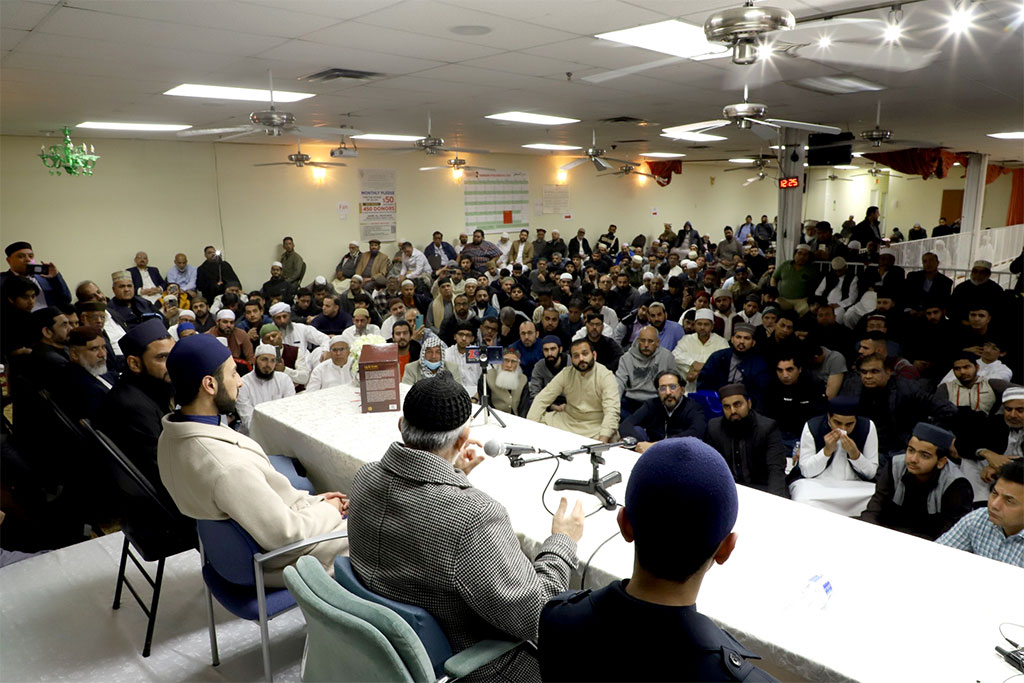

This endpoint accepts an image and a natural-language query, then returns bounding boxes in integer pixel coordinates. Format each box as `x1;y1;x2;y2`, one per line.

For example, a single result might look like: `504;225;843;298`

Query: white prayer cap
178;309;196;320
255;344;277;358
695;309;715;322
643;272;654;280
631;254;643;264
314;275;327;285
652;239;661;246
688;250;699;259
352;307;370;319
163;294;177;303
913;222;921;227
973;259;992;270
269;302;290;316
215;336;229;347
879;248;896;258
683;260;696;269
351;274;363;283
501;231;509;239
329;336;350;349
349;240;359;247
271;261;283;268
1003;386;1024;403
831;256;847;270
559;273;573;281
848;240;862;250
216;309;235;321
401;279;415;287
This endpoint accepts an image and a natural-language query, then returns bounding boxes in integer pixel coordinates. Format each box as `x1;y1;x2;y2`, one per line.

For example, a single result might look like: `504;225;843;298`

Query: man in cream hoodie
157;334;347;585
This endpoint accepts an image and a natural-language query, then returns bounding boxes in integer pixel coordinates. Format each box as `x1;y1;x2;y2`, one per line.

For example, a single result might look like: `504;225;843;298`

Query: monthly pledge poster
359;168;397;242
463;170;529;234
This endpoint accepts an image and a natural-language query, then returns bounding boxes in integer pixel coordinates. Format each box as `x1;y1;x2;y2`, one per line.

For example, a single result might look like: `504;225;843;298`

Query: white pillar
776;128;808;258
962;152;988;269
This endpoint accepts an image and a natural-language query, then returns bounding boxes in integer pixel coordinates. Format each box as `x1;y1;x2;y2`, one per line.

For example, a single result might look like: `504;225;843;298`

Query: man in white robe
307;337;353;392
236;343;295;433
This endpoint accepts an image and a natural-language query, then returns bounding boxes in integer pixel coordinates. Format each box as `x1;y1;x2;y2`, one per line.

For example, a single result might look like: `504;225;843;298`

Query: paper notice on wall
542;184;570;214
359;169;396;242
464;170;529;234
338;202;349;220
650;206;659;216
563;213;573;221
533;200;543;217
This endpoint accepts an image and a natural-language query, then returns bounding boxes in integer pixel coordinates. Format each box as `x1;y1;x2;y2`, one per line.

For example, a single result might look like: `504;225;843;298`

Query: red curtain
646;160;683;187
986;164;1011;185
1008;168;1024;226
862;148;968;179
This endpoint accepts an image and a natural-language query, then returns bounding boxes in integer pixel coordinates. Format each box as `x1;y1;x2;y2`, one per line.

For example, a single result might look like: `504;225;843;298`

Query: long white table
252;384;1024;683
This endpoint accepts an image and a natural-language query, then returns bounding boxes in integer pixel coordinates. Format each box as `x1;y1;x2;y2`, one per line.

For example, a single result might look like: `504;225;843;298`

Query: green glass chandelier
39;127;100;176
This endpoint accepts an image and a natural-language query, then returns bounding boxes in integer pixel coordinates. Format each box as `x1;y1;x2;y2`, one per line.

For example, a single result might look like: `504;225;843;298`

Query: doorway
940;189;965;227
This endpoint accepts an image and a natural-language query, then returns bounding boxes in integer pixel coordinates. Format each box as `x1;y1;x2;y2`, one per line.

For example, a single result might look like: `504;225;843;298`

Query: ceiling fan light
755;43;774;61
883;22;902;42
523;143;582;150
947;4;975;34
659;132;727;142
596;20;725;60
729;158;756;163
987;131;1024;139
817;35;832;48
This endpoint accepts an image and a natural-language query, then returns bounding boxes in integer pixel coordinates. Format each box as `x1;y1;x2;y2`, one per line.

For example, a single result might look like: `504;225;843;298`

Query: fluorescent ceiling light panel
596;20;729;60
522;143;582;150
640;152;686;158
164;83;315;102
660;132;727;142
789;75;885;95
987;131;1024;139
77;121;192;131
833;165;858;170
350;133;425;141
486;111;579;125
728;158;756;164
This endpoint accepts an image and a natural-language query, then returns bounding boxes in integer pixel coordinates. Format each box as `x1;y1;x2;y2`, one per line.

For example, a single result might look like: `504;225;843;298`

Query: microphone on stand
484;440;542;458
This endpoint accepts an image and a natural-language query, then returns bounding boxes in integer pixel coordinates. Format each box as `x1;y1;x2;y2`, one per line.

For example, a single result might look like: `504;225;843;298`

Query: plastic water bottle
796;574;833;611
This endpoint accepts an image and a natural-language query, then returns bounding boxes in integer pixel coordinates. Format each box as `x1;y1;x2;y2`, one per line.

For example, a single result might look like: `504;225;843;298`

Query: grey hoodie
615;342;677;402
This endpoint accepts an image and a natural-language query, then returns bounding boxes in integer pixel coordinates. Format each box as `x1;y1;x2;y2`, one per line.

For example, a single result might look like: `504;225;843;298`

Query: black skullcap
165;333;232;405
403;375;471;432
68;325;102;346
638;294;655;307
912;423;954;452
5;241;31;257
625;437;738;581
718;383;747;398
828;395;859;416
120;318;169;358
75;300;106;314
668;276;683;289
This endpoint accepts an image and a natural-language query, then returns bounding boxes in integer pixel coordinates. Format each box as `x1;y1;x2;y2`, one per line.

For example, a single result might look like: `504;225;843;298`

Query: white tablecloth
251;384;1024;682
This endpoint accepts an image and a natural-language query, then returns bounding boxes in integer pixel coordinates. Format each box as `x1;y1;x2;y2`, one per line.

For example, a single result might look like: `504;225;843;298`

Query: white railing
887;224;1023;271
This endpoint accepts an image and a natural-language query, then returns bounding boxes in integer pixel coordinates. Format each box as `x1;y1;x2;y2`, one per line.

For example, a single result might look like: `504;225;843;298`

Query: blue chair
285;556;522;682
268;455;315;495
688;390;723;421
196;519;347;682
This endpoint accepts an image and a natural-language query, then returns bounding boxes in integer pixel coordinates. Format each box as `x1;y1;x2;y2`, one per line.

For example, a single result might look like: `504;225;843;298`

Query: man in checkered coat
348;375;585;681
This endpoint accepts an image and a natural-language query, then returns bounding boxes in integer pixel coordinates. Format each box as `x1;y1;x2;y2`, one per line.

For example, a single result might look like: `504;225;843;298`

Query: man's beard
544;356;562;372
254;366;276;380
85;360;108;378
722;412;753;435
213;380;237;415
573;359;594;373
495;368;522;391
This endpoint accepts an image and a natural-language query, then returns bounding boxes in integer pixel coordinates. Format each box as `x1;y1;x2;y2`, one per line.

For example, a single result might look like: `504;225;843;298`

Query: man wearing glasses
620;370;707;452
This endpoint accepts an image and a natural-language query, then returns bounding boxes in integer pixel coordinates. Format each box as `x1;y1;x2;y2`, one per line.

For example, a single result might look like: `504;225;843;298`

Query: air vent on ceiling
301;68;385;82
614;138;649;144
600;116;656;126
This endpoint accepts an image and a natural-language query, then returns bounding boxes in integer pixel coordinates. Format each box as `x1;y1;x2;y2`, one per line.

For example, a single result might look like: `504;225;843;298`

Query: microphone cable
539;457;608;518
580;525;622;590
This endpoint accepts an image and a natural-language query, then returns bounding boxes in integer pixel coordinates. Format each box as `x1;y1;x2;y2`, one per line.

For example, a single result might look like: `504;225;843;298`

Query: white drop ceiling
2;0;1022;163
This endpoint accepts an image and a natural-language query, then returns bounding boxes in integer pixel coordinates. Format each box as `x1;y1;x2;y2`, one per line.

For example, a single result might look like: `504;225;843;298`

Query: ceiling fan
560;130;640;174
395;113;490;156
822;173;853;182
853;162;903;179
419;156;493;173
662;85;840;142
816;102;937;152
743;170;774;187
253;141;346;169
597;164;664;181
177;71;362;142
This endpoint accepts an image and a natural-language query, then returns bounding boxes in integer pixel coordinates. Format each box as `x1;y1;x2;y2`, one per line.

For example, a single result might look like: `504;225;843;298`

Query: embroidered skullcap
255;344;277;358
5;241;31;257
713;288;732;300
215;309;235;321
688;250;698;259
1002;386;1024;403
831;256;847;270
351;307;370;319
625;437;738;579
403;375;470;432
268;302;290;316
973;260;992;270
912;423;954;451
694;309;714;322
163;294;178;303
732;322;755;335
111;270;132;284
718;383;747;398
120;318;169;358
314;276;327;285
643;272;654;280
165;333;232;405
259;323;278;338
795;244;812;253
828;395;859;416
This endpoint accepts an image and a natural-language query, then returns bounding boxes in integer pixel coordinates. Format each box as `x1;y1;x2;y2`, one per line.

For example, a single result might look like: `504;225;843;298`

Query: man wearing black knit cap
539;437;776;682
348;375;584;682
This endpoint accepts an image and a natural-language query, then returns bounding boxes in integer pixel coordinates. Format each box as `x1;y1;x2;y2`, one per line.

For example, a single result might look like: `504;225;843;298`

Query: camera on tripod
465;345;504;365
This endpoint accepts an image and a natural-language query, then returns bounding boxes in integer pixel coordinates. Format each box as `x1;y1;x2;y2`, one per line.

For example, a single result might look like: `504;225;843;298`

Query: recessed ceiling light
952;162;962;166
833;165;858;170
987;131;1024;139
596;20;730;60
852;152;863;157
486;111;579;125
817;36;832;48
522;143;582;151
163;83;315;102
350;133;425;142
77;121;192;131
729;158;755;164
641;152;686;158
660;132;727;142
789;75;885;95
450;25;491;36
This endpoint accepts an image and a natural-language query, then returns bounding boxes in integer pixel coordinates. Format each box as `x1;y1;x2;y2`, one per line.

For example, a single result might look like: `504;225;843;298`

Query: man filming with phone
3;241;71;311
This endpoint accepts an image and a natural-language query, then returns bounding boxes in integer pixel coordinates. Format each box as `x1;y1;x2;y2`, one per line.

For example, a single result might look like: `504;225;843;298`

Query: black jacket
706;412;789;498
761;374;828;440
567;237;592;258
196;258;240;302
620;395;707;442
903;270;953;311
859;459;973;540
838;375;957;454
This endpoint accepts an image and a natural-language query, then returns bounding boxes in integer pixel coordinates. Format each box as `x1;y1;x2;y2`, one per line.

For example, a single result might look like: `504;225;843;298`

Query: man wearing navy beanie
157;334;348;585
539;437;776;681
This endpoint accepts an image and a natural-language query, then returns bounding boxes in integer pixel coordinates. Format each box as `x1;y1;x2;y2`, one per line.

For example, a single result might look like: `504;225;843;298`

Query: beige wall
3;134;1012;293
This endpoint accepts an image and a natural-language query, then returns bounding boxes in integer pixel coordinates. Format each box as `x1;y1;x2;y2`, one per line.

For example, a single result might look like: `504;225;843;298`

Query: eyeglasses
657;384;680;393
859;368;883;375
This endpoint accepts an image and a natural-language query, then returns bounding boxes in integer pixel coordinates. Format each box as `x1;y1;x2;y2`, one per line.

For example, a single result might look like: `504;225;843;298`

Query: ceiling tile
239;0;404;21
437;0;672;35
15;31;239;72
0;1;54;30
524;37;670;70
256;39;444;74
457;52;595;78
1;28;31;51
411;64;556;90
303;21;504;62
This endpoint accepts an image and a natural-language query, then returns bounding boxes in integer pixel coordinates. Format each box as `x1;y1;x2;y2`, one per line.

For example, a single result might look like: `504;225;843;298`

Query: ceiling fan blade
749;121;781;141
178;126;255;138
603;157;639;167
593;157;613;171
418;166;446;171
765;118;841;135
463;165;495;171
774;16;885;42
309;162;346;167
662;120;730;136
293;125;364;140
560;157;590;171
438;146;491;154
792;42;940;73
635;171;660;179
723;166;751;172
253;162;294;167
582;56;686;84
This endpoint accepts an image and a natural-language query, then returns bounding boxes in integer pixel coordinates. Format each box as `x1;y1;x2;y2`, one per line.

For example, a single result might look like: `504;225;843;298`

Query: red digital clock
779;176;800;188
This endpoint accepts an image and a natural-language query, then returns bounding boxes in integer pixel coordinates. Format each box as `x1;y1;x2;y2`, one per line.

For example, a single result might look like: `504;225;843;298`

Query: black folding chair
79;419;196;657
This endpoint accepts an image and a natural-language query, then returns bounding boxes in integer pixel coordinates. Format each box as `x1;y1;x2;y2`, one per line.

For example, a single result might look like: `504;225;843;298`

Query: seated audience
539;437;775;682
127;251;166;304
388;320;419;378
616;326;677;417
158;334;347;584
262;261;296;304
761;351;828;447
484;347;531;416
377;297;405;340
673;309;728;393
190;296;214;333
52;325;116;420
510;320;543;380
28;306;72;389
706;383;788;498
620;370;707;451
259;323;309;386
527;338;621;442
236;343;296;433
108;270;158;331
339;307;381;346
206;309;255;372
445;321;482;398
306;337;353;392
574;309;622;373
697;323;771;406
402;334;463;385
643;301;684;352
270;301;330;352
348;375;583;681
529;335;567;405
859;423;973;540
290;286;320;323
937;460;1023;568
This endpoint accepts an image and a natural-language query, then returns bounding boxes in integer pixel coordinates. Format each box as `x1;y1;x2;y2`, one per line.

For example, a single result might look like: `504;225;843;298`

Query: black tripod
553;442;631;511
472;353;505;427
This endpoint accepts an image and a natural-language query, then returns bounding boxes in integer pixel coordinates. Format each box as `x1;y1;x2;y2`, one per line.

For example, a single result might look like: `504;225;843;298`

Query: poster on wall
359;169;397;242
542;184;570;214
464;170;529;234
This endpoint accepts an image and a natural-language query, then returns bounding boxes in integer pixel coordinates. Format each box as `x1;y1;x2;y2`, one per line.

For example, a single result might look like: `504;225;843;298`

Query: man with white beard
485;347;530;416
236;344;296;433
53;325;118;420
306;337;353;392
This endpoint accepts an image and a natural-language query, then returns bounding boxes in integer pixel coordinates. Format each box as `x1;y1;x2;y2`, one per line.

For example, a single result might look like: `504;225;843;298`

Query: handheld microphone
484;440;540;458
